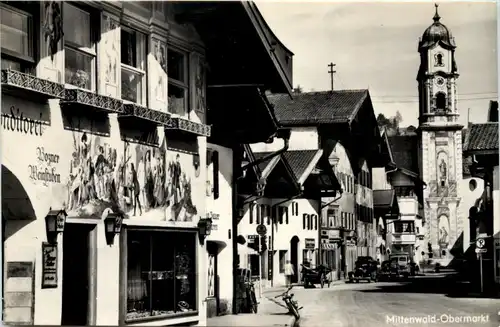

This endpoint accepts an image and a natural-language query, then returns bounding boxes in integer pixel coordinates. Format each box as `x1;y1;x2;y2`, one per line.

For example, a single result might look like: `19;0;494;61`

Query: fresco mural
438;214;450;248
121;140;167;219
66;132;122;219
165;150;200;223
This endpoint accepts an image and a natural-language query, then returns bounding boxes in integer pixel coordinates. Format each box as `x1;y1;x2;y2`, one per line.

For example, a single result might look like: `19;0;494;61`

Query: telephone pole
328;62;336;91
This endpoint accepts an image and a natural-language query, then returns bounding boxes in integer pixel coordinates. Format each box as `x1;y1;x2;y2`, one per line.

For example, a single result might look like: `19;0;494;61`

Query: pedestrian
284;260;295;287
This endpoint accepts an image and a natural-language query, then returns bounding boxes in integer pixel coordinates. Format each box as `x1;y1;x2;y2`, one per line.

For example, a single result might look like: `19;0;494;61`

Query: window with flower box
63;3;97;90
0;3;35;73
121;26;146;105
167;47;189;117
126;230;197;322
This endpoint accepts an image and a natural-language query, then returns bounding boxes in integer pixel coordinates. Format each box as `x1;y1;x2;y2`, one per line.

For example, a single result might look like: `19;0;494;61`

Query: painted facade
1;2;217;326
238;197;320;287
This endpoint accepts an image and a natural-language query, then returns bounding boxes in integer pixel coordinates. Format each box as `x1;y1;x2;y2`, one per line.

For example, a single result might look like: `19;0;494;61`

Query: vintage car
388;253;412;278
348;256;378;283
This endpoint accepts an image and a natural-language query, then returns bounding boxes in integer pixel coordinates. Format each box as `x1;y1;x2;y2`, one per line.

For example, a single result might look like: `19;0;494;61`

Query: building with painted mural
237;147;341;287
1;1;293;325
251;89;386;281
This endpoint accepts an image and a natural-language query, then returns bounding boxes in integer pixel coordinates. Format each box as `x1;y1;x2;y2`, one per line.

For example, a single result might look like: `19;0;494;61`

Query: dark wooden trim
88;225;98;326
119;226;127;326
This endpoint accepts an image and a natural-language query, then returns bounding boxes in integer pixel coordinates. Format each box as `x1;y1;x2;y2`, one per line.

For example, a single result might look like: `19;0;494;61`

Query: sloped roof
282;150;320;181
387;135;420;176
463;123;499;153
267;90;369;126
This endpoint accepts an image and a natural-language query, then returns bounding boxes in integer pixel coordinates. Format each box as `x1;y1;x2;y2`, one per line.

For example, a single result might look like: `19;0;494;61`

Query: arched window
435;53;444;66
435;92;446;111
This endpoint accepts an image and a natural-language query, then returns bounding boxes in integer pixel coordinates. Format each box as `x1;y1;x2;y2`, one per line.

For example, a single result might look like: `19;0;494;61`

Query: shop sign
41;242;58;289
1;106;44;136
328;230;341;240
29;147;62;185
247;234;258;243
305;238;315;249
207;212;219;231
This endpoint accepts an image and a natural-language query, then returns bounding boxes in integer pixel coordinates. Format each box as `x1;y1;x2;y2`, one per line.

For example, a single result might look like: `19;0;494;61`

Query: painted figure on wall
154;40;166;101
43;1;63;60
438;215;449;247
104;16;118;84
165;151;198;222
122;141;167;219
67;132;121;218
439;158;447;183
195;55;206;113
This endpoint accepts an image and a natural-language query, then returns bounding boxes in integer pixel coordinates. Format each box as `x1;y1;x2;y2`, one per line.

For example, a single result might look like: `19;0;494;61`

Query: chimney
488;100;498;122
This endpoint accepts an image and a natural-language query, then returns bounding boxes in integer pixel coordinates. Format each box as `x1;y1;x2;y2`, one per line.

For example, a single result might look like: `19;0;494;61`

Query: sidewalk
207;297;296;327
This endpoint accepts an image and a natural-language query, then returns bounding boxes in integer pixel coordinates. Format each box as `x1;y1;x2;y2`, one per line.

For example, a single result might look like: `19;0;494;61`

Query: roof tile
254;150;319;181
463;123;499;152
268;90;368;126
387;135;420;175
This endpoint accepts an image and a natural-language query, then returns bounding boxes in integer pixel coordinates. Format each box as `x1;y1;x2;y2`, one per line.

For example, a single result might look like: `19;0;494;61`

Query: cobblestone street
265;277;500;327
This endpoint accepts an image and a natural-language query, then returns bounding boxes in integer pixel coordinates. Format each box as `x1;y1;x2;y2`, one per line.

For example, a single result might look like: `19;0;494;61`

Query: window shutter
212;150;219;199
285;207;289;224
272;206;277;223
303;214;307;229
314;215;318;230
266;205;271;225
307;214;312;230
249;203;254;224
261;205;267;225
278;207;283;224
256;204;261;224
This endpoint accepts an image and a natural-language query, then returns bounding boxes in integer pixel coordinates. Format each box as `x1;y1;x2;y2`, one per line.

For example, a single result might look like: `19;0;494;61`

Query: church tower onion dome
419;4;456;51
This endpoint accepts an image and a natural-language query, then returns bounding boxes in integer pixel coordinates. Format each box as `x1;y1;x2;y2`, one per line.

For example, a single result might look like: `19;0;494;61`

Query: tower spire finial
433;3;441;22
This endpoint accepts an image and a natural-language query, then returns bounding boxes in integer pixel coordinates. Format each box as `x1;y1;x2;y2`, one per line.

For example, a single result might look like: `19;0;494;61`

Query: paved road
283;278;500;327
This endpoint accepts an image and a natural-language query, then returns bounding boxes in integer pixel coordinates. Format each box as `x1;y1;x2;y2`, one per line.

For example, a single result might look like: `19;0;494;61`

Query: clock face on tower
435;77;445;86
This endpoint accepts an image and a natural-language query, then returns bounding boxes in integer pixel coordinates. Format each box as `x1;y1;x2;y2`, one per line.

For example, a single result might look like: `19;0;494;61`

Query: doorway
61;223;96;326
290;236;299;283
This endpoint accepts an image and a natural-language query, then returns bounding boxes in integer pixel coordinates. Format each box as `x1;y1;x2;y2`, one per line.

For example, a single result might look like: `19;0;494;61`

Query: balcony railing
391;233;416;244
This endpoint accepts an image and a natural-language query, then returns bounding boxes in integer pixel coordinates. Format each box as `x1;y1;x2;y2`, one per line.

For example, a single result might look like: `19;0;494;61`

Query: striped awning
322;243;335;250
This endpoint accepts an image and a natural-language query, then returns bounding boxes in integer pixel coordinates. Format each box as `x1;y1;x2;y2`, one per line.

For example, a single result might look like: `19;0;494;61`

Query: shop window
0;3;35;73
126;230;197;322
121;27;146;105
64;3;97;91
279;250;287;273
167;47;189;117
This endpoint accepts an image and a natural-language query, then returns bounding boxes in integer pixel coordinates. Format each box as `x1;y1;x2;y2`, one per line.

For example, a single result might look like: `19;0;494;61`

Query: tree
377;111;403;136
293;85;303;94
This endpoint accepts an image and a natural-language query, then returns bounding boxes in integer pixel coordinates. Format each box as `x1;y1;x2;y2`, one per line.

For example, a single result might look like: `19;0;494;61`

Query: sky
257;0;498;127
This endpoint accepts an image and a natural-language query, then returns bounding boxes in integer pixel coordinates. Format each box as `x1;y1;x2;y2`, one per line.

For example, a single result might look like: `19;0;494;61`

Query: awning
373;189;400;219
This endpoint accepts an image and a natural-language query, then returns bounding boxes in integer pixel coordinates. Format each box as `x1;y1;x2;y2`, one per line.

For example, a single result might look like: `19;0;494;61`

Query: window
435;92;446;111
121;27;146;104
168;48;189;117
256;204;261;224
249;203;254;224
314;215;318;230
126;230;197;322
284;207;289;224
303;214;307;229
279;250;287;273
435;53;444;66
0;3;34;72
64;3;96;90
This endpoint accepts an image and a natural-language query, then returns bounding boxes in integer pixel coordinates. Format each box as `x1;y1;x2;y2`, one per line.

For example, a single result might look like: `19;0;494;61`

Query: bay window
63;3;96;91
167;47;188;117
121;27;146;105
0;3;34;72
126;230;197;322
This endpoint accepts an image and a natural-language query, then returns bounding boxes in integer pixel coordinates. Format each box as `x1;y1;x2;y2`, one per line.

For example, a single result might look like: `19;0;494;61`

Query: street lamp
45;209;67;244
103;210;123;246
198;217;213;245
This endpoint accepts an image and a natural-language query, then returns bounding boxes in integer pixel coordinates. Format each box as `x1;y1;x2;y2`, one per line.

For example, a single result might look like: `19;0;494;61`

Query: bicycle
246;280;258;314
273;285;302;320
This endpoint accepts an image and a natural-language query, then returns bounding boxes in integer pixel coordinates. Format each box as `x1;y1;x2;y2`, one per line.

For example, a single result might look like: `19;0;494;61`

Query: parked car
348;256;378;283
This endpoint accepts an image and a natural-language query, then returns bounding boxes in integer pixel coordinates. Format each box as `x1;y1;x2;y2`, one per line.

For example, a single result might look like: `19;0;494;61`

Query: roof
253;152;277;174
463;123;499;154
282;150;321;182
419;5;456;51
267;90;369;126
387;135;420;176
373;190;395;208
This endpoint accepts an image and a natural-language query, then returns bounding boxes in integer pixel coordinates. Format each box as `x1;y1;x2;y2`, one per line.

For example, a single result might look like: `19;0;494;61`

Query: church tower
417;4;463;262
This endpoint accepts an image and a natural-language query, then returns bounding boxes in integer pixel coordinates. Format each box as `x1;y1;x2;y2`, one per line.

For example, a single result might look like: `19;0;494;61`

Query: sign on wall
305;238;315;250
4;262;34;325
41;242;58;289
